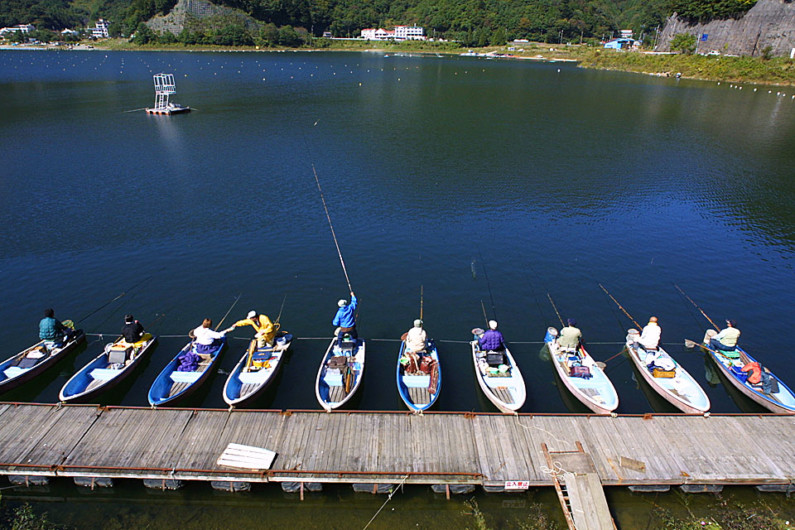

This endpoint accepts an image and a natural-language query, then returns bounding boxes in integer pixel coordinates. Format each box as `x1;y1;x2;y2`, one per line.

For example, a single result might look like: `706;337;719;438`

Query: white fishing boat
625;329;710;414
702;330;795;414
223;333;293;408
470;330;526;413
544;327;618;414
315;335;365;411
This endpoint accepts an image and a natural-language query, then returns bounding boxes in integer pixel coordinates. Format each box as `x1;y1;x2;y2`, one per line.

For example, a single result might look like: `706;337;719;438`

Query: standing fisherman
333;292;357;349
230;311;278;348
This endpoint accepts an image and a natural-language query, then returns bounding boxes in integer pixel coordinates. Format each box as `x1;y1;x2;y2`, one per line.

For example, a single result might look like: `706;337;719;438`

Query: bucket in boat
544;327;558;343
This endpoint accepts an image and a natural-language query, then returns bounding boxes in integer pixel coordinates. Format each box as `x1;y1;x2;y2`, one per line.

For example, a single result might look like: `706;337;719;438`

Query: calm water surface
0;50;793;526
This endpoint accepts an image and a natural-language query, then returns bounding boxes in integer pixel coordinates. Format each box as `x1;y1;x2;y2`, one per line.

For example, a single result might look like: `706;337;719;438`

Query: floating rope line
312;163;352;293
362;474;410;530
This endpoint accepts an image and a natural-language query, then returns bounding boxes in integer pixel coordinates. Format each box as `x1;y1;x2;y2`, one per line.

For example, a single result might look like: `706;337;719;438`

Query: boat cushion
4;367;26;378
324;372;343;386
730;366;748;383
403;375;431;388
17;358;40;369
570;366;592;379
90;368;120;381
720;349;741;359
171;371;200;383
652;368;676;378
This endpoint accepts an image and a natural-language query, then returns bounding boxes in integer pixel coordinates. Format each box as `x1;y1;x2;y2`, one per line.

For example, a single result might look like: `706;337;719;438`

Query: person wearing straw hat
332;292;357;349
230;310;278;348
710;320;741;352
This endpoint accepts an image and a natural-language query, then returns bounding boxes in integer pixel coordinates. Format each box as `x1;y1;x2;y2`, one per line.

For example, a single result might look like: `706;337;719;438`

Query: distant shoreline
3;40;793;86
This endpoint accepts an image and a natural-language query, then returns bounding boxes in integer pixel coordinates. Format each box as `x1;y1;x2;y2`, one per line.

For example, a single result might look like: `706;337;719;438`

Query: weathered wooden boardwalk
0;403;793;491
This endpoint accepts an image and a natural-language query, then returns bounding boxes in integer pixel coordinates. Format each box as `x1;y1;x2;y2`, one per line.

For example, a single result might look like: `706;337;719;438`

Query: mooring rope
362;474;410;530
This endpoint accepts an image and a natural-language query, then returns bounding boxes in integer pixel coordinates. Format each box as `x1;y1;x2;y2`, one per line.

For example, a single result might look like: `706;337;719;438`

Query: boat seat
239;383;258;398
85;378;105;393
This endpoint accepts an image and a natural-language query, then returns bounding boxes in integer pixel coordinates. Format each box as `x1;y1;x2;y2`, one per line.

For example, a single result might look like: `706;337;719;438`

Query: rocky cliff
657;0;795;56
146;0;260;36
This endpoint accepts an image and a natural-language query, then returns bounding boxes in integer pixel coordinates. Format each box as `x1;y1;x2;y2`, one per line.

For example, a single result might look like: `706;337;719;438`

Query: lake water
0;50;793;527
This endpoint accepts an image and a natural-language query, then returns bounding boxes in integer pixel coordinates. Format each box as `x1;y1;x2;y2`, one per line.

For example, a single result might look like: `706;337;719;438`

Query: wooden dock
0;403;793;493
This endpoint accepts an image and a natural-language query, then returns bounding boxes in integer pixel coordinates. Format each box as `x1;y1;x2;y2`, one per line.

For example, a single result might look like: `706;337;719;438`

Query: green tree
670;32;696;54
132;21;156;44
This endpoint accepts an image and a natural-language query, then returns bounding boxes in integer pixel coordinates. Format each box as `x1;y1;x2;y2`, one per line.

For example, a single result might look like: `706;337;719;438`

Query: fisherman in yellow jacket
230;310;279;347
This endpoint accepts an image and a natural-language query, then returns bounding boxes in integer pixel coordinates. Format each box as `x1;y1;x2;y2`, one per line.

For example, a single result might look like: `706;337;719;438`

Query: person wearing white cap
478;320;507;352
229;310;278;347
404;319;428;354
332;291;357;348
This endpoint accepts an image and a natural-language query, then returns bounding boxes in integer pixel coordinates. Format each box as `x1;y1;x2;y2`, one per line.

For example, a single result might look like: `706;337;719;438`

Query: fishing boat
544;327;618;414
702;330;795;414
0;329;85;393
59;334;157;403
223;333;293;408
148;337;226;407
315;335;365;411
396;340;441;412
625;329;710;414
470;330;526;413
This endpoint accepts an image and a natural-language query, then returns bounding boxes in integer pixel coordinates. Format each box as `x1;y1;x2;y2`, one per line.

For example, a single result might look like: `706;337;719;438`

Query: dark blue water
0;50;793;416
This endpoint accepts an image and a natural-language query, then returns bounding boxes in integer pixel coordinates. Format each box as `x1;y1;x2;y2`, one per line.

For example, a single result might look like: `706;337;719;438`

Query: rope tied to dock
361;474;410;530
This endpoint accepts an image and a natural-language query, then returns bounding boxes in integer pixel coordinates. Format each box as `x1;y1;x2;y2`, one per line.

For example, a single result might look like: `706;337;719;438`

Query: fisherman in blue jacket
333;292;357;349
39;308;67;345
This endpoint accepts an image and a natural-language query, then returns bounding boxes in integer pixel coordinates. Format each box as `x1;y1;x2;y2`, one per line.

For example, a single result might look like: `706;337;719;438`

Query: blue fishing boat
0;329;85;393
148;337;226;407
60;334;157;403
315;336;365;411
223;333;293;408
703;330;795;414
544;327;619;414
396;339;441;412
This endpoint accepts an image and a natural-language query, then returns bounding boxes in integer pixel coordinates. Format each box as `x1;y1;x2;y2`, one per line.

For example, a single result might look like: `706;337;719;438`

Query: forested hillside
0;0;760;44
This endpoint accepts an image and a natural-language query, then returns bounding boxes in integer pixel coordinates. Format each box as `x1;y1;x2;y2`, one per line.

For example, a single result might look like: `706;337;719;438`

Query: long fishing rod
478;251;498;321
546;292;565;328
419;285;424;321
275;293;287;324
75;274;154;324
215;293;242;331
311;163;353;293
480;300;489;326
674;284;720;331
598;283;642;330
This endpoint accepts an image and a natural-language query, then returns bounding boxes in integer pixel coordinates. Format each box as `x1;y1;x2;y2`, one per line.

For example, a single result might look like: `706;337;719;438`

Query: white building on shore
0;24;36;37
361;25;425;41
91;19;110;39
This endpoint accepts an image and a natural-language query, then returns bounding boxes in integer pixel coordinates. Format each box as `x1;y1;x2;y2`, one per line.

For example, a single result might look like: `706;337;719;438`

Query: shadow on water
539;344;595;414
627;364;683;414
703;354;770;414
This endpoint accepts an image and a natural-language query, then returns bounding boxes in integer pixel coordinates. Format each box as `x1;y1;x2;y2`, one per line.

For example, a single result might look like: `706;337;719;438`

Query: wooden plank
564;472;615;530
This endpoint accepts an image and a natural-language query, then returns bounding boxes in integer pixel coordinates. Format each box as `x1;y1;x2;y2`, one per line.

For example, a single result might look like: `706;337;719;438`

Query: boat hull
223;335;293;408
704;342;795;414
315;337;365;411
396;340;441;412
0;331;86;393
470;341;526;413
148;338;225;407
626;341;710;414
59;335;157;403
545;337;618;415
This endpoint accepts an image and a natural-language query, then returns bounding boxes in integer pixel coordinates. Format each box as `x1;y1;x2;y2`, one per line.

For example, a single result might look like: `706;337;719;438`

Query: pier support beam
352;483;394;494
8;475;49;487
431;484;476;496
143;478;183;490
74;477;113;489
210;481;251;492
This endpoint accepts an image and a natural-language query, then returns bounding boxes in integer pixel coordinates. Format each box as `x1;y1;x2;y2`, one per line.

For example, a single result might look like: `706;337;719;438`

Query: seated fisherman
405;319;428;354
479;320;507;352
635;316;661;351
121;314;145;344
191;318;228;360
558;318;582;351
230;310;277;348
710;320;741;352
39;308;68;346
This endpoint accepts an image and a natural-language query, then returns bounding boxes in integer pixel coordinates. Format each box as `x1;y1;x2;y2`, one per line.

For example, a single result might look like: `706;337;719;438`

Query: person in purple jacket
479;320;507;352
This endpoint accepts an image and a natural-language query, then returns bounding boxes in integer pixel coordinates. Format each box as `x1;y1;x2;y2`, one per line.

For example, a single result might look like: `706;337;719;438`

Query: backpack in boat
570;366;592;379
328;356;348;369
486;351;504;366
